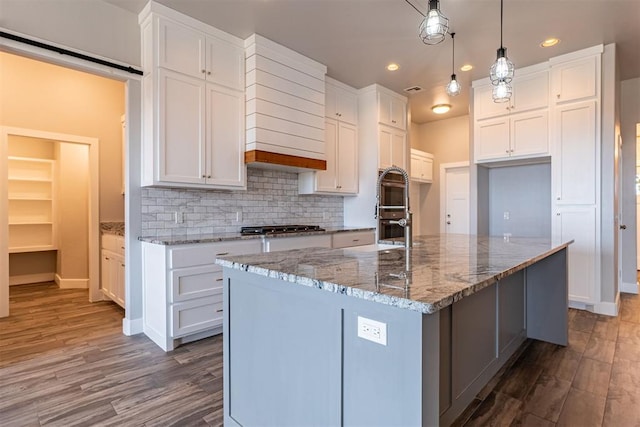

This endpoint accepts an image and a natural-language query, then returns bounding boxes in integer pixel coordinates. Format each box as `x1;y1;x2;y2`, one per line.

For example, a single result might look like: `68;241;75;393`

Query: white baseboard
569;294;620;317
9;273;55;286
123;317;144;336
55;274;89;289
620;281;639;294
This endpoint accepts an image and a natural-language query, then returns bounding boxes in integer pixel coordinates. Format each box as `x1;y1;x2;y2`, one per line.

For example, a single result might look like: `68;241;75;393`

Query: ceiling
103;0;640;124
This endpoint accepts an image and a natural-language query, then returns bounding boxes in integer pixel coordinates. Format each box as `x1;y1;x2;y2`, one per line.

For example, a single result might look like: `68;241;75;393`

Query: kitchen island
216;234;571;426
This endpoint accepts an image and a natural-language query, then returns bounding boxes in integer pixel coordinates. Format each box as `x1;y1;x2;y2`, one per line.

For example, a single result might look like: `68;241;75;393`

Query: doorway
440;162;470;234
1;127;100;317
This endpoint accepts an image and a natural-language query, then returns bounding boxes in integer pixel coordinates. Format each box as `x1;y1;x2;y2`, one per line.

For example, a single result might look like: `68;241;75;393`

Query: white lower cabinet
331;230;375;249
553;206;598;303
142;239;262;351
101;234;125;308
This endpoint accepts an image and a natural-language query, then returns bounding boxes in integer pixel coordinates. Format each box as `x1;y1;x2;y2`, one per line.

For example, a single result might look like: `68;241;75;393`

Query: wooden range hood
245;150;326;171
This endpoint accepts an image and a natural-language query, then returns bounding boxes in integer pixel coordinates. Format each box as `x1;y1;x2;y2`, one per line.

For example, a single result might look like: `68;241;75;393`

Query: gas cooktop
240;225;325;235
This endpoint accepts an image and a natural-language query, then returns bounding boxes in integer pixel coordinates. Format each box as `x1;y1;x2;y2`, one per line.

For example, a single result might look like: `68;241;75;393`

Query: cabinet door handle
352;239;359;242
556;197;560;200
557;94;561;99
506;150;510;154
207;175;212;178
335;112;339;116
121;264;125;267
105;257;110;260
620;224;627;230
216;309;224;313
557;213;561;216
201;69;206;74
216;252;229;256
392;119;396;123
216;278;223;282
202;174;206;178
207;71;211;75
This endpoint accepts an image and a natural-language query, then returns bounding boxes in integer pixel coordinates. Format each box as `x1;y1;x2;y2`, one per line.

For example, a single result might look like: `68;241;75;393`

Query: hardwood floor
0;283;223;426
1;282;640;426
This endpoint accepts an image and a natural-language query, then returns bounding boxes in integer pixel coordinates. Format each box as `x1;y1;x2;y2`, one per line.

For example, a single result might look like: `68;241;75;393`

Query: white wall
0;0;140;67
411;115;470;234
621;77;640;293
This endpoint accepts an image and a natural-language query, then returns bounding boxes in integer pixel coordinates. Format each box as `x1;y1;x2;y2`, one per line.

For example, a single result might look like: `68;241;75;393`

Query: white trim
9;273;55;286
621;281;639;294
55;274;89;289
440;161;470;234
594;293;620;317
123;317;144;336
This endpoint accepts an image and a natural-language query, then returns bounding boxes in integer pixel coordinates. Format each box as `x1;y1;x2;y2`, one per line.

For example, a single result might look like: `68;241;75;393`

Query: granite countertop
138;226;375;245
216;234;572;314
101;222;125;236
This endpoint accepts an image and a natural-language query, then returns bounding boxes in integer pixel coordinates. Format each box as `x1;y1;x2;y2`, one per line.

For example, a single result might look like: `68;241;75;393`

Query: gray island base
216;234;571;426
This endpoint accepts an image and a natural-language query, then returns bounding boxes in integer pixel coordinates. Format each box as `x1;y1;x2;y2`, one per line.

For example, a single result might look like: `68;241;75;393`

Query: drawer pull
216;252;229;256
216;309;224;313
352;239;360;242
216;278;223;282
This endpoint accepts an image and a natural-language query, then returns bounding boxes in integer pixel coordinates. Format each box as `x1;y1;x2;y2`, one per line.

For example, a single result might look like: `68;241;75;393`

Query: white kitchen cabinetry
7;156;56;252
550;46;602;308
325;77;357;125
410;149;434;184
331;230;375;249
553;207;598;303
263;234;332;252
378;91;407;130
551;55;599;104
299;78;358;195
378;125;407;170
101;234;125;308
139;4;246;190
142;239;262;351
473;68;549;163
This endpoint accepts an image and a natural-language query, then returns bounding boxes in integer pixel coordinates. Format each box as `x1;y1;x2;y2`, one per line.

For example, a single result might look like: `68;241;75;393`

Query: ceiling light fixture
489;0;514;103
460;64;473;72
432;104;451;114
445;32;461;97
418;0;449;45
387;63;400;71
540;38;560;48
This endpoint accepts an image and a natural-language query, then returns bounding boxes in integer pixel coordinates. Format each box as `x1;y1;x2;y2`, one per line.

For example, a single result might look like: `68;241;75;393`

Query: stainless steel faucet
376;166;412;249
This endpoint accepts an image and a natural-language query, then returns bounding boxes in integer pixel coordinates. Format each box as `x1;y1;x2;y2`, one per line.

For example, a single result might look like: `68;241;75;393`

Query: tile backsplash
141;168;344;237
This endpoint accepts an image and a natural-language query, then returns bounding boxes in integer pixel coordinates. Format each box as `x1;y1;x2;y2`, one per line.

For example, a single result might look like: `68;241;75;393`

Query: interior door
443;166;470;234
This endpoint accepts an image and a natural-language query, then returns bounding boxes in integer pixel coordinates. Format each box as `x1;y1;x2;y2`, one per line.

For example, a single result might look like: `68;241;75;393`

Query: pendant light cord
404;0;425;17
500;0;504;48
451;32;455;72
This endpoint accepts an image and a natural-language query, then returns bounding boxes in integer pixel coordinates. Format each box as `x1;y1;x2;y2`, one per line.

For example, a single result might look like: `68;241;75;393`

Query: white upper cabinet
473;67;549;163
299;78;358;196
158;17;244;91
378;91;407;130
139;3;246;189
410;149;434;184
325;78;358;125
378;124;407;170
550;55;600;104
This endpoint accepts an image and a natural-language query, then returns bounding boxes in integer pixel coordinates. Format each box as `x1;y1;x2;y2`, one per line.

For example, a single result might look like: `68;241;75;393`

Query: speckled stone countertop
216;234;572;314
138;226;375;245
101;222;125;236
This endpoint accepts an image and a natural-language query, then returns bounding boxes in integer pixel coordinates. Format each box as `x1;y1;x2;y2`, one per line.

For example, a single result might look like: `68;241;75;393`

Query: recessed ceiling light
460;64;473;72
540;38;560;48
387;63;400;71
431;104;451;114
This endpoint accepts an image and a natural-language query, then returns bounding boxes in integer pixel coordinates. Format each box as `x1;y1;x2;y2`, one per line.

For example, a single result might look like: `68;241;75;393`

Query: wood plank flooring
1;282;640;426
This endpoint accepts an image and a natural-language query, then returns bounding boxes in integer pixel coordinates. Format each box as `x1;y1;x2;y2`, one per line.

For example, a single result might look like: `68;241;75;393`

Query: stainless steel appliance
376;167;412;247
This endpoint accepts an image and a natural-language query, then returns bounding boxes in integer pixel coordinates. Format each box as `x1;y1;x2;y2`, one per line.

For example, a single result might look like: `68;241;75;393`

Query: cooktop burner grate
240;225;325;235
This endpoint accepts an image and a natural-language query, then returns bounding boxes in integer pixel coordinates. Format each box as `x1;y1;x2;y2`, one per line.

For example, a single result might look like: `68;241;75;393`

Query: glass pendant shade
446;74;461;96
489;47;514;84
419;0;449;45
492;80;512;102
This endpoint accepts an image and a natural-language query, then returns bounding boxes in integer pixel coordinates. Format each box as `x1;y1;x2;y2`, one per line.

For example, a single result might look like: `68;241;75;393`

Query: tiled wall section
141;168;344;237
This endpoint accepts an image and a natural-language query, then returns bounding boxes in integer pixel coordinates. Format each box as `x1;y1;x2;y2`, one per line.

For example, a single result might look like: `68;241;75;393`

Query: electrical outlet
233;211;242;223
503;211;510;220
174;212;184;224
322;211;329;221
357;316;387;346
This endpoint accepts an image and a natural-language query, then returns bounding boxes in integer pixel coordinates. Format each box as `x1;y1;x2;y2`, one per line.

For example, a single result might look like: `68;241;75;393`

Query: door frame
440;161;470;234
1;127;100;315
0;32;144;335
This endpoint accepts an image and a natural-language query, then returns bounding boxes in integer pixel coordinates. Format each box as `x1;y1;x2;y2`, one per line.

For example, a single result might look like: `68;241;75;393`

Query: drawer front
171;297;223;338
169;239;262;269
170;265;223;303
332;231;375;249
264;234;332;252
102;234;125;255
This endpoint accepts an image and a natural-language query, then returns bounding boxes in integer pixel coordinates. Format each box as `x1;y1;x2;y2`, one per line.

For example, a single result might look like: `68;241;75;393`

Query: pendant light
492;80;512;102
445;32;461;96
489;0;514;86
418;0;449;45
